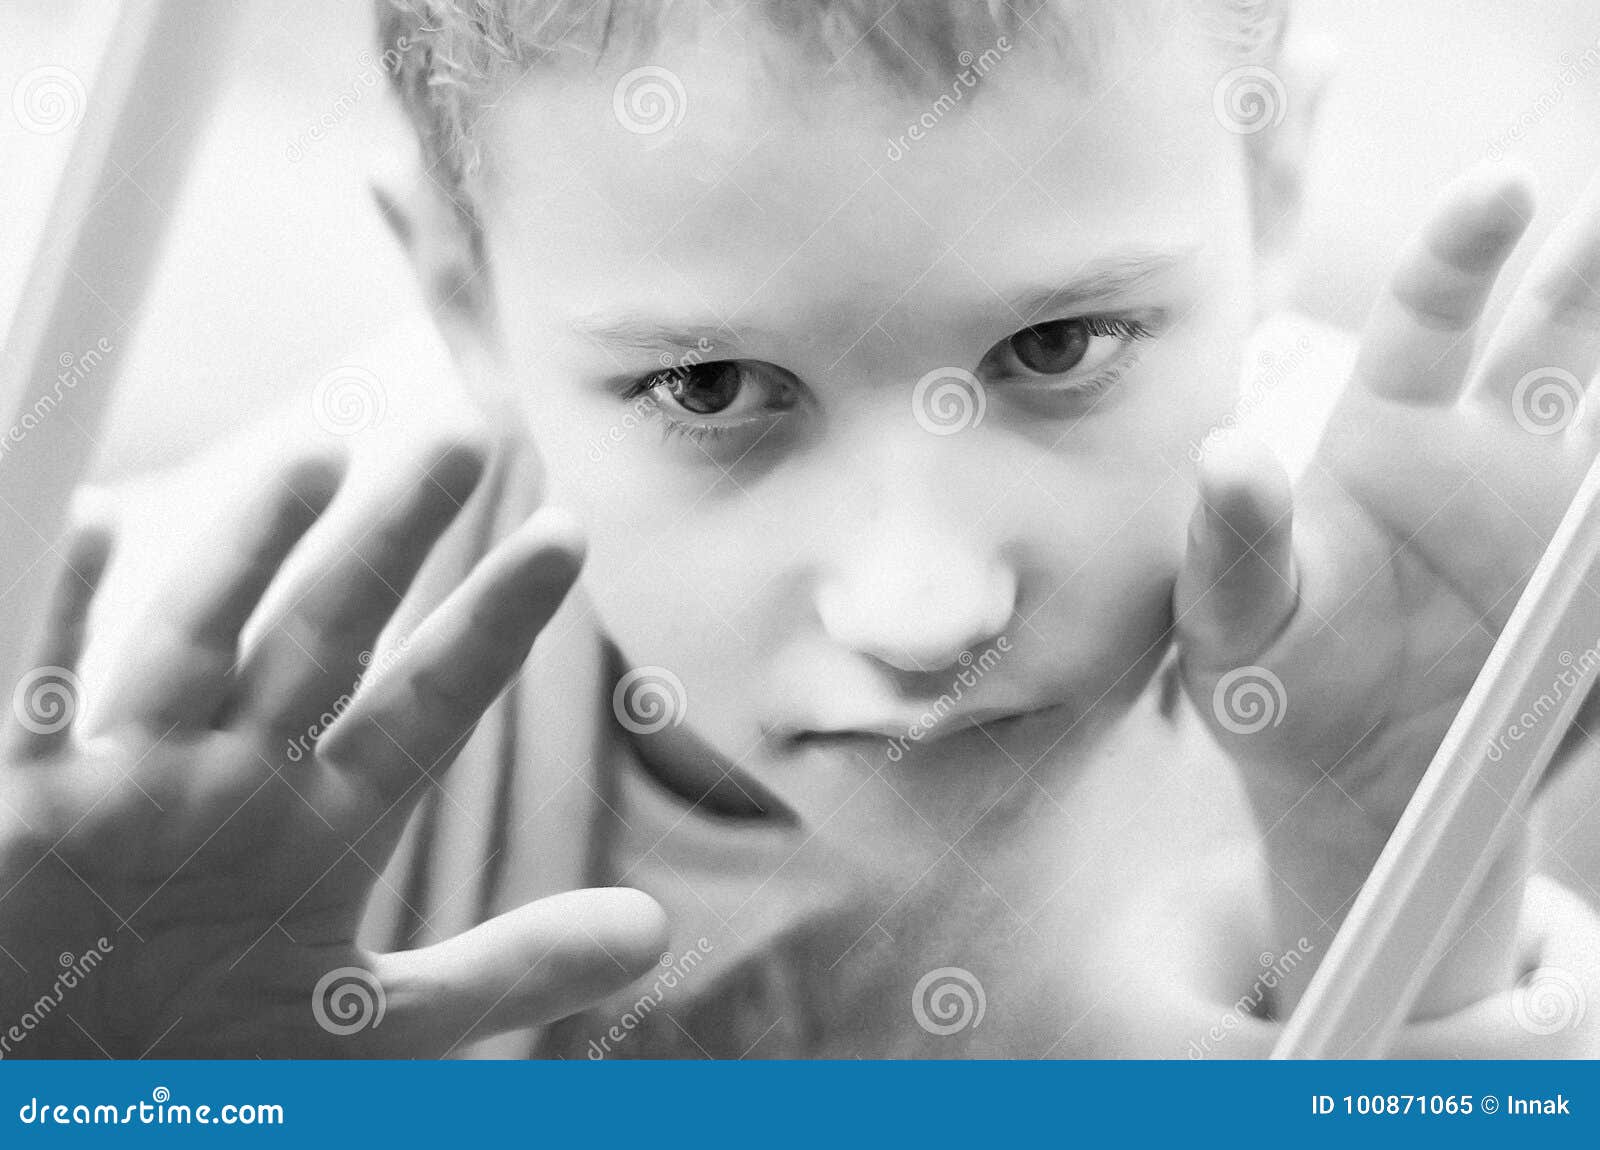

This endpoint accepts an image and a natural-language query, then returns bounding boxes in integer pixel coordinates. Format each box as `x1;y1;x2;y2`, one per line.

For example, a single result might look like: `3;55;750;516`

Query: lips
782;698;1070;752
625;720;798;823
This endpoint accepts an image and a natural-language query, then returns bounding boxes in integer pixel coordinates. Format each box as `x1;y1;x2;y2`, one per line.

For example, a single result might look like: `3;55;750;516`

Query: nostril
871;637;966;675
815;564;1017;673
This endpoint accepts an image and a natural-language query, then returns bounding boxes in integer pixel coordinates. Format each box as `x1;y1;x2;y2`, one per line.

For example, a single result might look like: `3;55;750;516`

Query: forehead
475;21;1245;333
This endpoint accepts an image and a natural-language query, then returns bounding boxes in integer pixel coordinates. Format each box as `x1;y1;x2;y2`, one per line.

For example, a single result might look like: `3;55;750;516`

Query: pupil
1011;320;1089;374
667;363;741;414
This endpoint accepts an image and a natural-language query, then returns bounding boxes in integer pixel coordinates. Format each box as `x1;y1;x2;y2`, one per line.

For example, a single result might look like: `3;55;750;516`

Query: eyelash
620;373;685;404
1083;316;1150;340
614;312;1158;443
657;419;740;446
617;366;775;446
1086;315;1152;344
993;315;1155;391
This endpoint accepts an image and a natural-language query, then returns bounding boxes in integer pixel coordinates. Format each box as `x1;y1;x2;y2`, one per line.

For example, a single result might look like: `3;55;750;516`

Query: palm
1288;398;1584;810
46;738;370;1054
0;446;663;1058
1181;166;1600;839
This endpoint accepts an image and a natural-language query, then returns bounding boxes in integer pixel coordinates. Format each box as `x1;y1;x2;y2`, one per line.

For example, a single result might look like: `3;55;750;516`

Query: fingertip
280;450;348;514
1178;436;1298;661
521;506;588;573
1469;160;1538;222
1197;433;1292;540
63;521;115;583
379;888;678;1042
574;887;671;980
419;437;489;501
1434;163;1537;268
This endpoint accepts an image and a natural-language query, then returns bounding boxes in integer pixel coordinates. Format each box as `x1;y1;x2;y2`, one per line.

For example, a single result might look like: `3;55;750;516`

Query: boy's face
472;21;1257;815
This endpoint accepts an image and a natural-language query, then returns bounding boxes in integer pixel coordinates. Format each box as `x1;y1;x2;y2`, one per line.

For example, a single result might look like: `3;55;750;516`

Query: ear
370;174;501;366
1246;32;1338;318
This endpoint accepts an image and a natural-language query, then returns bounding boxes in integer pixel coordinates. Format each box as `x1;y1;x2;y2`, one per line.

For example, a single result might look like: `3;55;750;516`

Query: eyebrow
1003;244;1200;323
569;243;1200;355
569;314;752;357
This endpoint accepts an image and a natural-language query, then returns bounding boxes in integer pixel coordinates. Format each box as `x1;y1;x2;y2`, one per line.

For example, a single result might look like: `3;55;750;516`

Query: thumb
379;887;669;1045
1175;433;1298;666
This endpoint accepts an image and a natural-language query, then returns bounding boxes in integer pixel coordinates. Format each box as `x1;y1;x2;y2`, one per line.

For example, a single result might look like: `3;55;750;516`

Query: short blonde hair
377;0;1285;198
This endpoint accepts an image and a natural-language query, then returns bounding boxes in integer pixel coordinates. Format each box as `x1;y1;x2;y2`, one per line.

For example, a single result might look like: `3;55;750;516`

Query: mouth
786;699;1070;758
628;728;799;823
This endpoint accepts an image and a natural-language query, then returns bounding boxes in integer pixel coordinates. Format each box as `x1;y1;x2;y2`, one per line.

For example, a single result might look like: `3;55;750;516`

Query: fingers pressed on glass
6;526;112;760
376;887;668;1046
1472;171;1600;423
1176;435;1296;665
1354;165;1535;405
236;441;485;733
100;454;343;728
317;507;585;802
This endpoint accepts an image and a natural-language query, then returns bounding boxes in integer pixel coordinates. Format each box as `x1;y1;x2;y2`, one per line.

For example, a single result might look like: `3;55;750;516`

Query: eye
980;315;1153;388
622;360;799;440
1010;319;1091;374
660;361;748;415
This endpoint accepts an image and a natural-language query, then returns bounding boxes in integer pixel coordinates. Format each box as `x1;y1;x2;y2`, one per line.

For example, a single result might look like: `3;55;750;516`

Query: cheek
508;375;776;738
1013;322;1248;694
504;290;1245;740
570;493;778;754
1018;456;1190;711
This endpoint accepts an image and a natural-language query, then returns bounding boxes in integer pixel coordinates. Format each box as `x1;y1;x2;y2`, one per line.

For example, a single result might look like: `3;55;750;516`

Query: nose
815;489;1017;674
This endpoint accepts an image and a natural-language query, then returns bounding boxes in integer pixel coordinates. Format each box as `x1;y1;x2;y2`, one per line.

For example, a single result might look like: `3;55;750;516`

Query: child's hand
0;448;665;1058
1175;165;1600;979
1114;849;1600;1058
